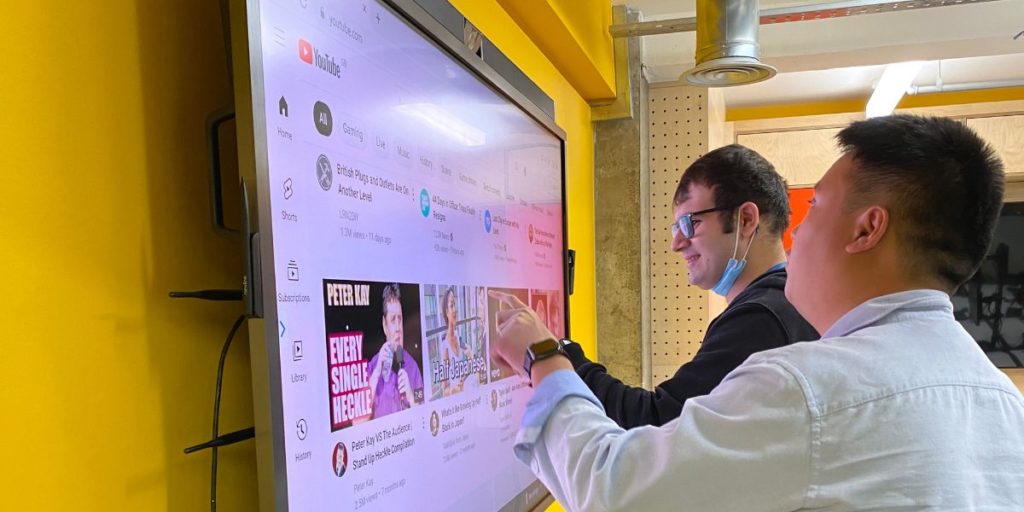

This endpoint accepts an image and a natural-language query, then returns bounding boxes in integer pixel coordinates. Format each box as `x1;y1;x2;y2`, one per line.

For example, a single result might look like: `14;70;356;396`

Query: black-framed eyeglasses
670;206;736;239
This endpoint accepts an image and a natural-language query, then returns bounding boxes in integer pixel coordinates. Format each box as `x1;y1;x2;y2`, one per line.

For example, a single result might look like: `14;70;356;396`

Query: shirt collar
822;289;954;339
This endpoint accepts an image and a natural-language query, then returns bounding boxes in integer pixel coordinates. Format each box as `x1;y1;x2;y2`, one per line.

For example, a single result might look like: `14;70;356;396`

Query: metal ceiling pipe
681;0;777;87
609;0;1003;39
908;79;1024;95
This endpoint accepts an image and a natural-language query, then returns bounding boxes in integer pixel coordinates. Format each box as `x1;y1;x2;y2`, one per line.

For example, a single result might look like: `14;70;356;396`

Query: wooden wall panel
737;129;842;188
965;115;1024;176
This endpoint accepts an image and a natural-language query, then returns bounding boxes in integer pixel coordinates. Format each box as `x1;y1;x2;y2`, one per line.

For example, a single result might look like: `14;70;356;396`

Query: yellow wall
727;86;1024;121
0;1;597;511
0;0;258;510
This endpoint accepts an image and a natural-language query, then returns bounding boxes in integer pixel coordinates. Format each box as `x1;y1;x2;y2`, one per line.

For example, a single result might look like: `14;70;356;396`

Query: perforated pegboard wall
647;84;710;384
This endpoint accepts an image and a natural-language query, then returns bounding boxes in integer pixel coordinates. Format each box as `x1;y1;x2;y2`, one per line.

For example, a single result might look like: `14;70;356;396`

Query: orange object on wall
785;187;814;251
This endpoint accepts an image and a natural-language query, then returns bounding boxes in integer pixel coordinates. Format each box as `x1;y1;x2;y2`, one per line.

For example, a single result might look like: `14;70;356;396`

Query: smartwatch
523;338;569;378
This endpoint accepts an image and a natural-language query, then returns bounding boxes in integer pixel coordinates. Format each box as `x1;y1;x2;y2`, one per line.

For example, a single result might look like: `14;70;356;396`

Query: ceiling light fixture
866;61;923;118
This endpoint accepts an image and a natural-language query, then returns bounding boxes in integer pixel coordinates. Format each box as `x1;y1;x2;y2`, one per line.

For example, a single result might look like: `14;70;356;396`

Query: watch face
530;338;560;356
524;338;561;376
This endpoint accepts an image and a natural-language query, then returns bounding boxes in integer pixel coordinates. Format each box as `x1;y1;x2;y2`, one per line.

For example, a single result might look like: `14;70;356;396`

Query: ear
738;201;761;237
845;205;889;254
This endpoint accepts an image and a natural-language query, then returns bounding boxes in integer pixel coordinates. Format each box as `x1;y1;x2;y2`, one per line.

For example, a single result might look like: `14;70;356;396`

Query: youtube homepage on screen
256;0;565;510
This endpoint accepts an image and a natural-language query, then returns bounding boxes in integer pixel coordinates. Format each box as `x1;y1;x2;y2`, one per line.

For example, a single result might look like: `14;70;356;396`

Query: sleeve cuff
562;340;590;369
513;369;603;463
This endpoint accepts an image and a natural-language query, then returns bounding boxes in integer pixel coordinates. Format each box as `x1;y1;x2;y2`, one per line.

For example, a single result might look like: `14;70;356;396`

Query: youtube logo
297;37;344;79
298;38;313;64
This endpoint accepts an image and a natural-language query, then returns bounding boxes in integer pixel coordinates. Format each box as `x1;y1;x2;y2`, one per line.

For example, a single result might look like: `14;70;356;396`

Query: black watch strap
522;338;566;377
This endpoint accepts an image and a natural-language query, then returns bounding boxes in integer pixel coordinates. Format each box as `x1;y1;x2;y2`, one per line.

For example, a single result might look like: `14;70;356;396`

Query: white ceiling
614;0;1024;108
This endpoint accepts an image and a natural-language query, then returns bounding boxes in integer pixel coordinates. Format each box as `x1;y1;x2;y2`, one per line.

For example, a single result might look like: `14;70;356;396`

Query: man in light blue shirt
490;115;1024;511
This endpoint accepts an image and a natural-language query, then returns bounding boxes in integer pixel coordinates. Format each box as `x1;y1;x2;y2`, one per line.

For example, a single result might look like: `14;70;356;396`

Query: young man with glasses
558;144;818;428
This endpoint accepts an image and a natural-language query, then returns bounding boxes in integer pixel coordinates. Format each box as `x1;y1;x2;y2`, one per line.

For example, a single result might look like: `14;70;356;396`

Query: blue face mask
711;213;757;297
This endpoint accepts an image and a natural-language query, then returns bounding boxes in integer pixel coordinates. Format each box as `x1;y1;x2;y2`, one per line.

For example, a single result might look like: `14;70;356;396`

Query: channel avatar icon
332;442;348;477
317;154;333;191
420;189;431;217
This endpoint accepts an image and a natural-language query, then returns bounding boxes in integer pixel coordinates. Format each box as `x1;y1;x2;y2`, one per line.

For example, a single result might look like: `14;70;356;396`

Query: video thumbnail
324;280;425;430
530;288;565;339
487;287;529;382
423;285;488;401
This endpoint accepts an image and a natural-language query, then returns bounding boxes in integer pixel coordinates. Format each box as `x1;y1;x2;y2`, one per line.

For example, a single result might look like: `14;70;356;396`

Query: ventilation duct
681;0;776;87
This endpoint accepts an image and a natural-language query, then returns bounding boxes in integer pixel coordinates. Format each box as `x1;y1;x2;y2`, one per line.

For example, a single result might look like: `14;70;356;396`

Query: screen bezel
234;0;572;509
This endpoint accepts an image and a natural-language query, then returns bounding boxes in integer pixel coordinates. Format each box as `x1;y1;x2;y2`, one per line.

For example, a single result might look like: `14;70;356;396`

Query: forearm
562;341;678;428
516;362;812;512
515;370;678;511
561;340;592;370
525;397;626;512
574;364;677;428
531;355;573;388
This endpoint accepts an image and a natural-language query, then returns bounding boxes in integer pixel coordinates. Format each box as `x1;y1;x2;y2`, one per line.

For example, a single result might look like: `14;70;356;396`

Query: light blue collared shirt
514;290;1024;511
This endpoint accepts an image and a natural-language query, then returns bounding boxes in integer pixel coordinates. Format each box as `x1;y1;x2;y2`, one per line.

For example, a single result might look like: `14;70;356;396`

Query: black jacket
564;268;819;429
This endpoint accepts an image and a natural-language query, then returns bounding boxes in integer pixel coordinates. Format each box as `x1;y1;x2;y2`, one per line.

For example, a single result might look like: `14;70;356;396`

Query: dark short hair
673;144;790;236
442;287;456;327
837;115;1004;289
382;283;402;317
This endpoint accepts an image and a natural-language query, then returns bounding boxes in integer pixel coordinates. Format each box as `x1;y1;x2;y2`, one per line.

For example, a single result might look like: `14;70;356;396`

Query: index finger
488;289;528;310
495;306;529;327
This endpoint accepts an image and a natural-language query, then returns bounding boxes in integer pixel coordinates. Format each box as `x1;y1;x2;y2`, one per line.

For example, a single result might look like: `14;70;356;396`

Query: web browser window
247;0;567;509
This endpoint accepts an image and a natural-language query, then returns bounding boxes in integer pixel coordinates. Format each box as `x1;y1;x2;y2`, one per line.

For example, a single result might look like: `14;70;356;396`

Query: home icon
279;96;289;117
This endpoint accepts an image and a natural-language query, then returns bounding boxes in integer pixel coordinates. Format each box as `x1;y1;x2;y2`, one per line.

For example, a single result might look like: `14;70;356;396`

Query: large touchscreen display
254;0;565;510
